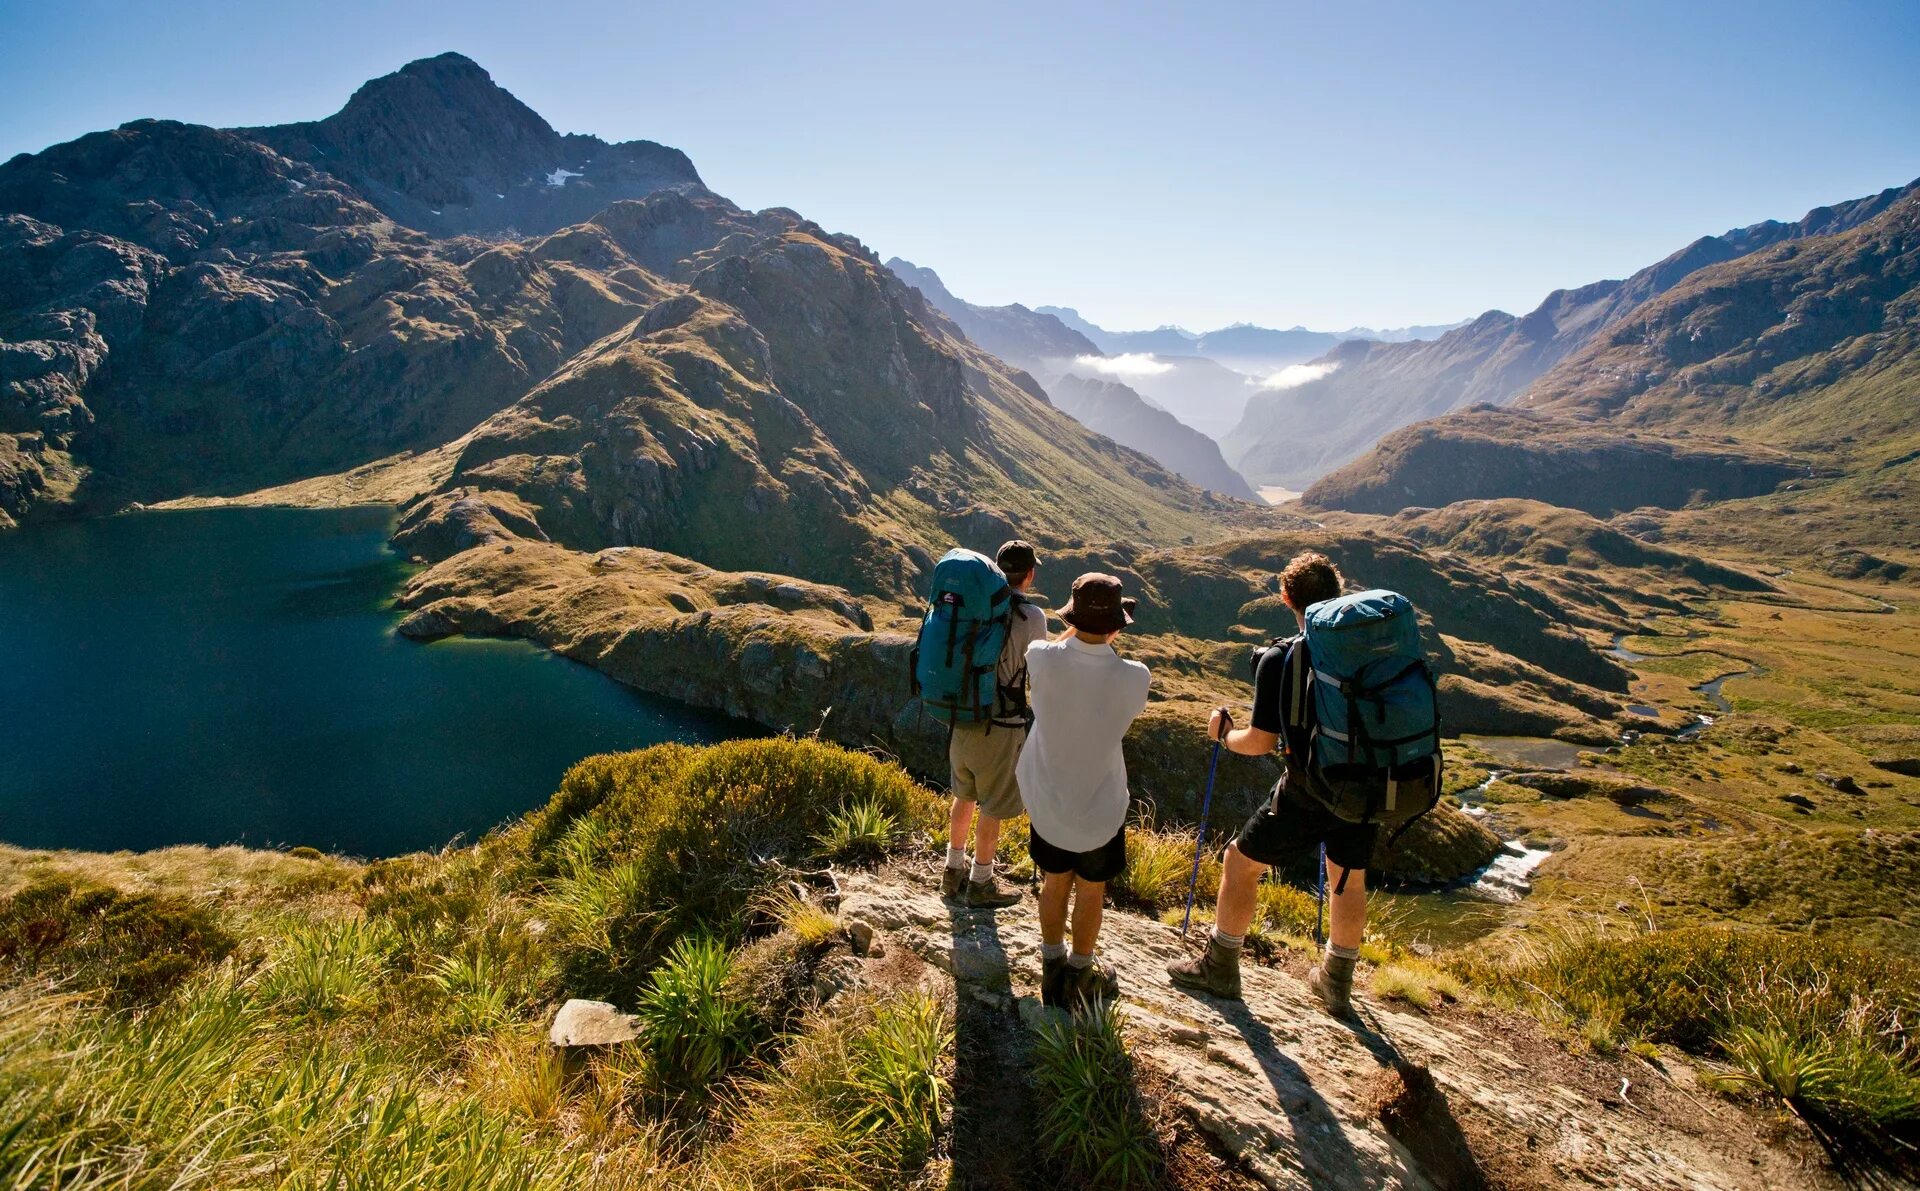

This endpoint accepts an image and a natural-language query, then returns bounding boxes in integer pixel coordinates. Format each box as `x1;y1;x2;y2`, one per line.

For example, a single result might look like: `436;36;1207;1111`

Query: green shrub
814;799;902;864
0;878;235;1006
525;739;938;998
1032;999;1161;1188
635;936;764;1090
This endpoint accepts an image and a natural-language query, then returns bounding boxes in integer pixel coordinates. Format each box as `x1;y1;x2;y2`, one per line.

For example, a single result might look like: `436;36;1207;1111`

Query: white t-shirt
1016;636;1152;851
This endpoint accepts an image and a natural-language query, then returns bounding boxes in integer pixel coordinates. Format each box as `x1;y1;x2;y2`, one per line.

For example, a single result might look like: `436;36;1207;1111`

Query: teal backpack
912;549;1015;727
1297;589;1443;832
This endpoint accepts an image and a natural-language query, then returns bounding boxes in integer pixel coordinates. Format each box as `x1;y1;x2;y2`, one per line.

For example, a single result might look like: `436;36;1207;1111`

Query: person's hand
1208;706;1232;743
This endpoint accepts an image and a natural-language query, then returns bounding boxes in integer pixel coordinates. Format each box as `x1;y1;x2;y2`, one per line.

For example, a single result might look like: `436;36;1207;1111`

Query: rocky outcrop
1302;408;1805;518
837;869;1823;1190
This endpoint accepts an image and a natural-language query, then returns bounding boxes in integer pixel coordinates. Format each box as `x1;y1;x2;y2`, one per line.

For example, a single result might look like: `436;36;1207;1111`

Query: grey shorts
949;723;1027;820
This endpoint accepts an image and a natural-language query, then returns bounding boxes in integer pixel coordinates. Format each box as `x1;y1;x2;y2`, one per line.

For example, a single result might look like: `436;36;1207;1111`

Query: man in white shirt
1017;572;1151;1009
943;540;1050;908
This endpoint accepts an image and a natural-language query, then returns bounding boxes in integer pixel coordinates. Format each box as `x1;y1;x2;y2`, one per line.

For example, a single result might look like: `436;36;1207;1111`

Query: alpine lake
0;505;753;858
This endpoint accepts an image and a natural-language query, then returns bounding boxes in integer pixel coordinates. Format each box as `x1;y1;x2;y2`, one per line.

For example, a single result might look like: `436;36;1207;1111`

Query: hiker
1168;551;1442;1016
1018;573;1151;1008
931;541;1049;907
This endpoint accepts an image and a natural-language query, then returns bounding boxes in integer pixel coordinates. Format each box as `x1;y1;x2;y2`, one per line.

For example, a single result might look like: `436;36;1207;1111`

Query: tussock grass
1457;926;1920;1131
1112;813;1221;913
0;740;964;1189
1372;958;1466;1010
756;887;840;947
1031;998;1161;1189
814;799;903;865
699;991;951;1189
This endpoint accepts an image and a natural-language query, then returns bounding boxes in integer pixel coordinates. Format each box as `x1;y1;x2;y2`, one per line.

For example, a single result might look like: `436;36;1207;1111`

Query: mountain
0;56;1241;576
1045;375;1257;500
883;257;1095;369
1306;181;1920;557
884;258;1257;497
1232;180;1917;490
242;52;701;238
1036;306;1198;356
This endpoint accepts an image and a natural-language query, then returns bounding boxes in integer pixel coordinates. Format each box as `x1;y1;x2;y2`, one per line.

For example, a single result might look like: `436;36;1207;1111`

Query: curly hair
1279;551;1344;609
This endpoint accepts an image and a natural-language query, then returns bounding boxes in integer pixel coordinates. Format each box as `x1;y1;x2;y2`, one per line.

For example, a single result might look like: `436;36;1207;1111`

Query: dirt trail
840;868;1839;1191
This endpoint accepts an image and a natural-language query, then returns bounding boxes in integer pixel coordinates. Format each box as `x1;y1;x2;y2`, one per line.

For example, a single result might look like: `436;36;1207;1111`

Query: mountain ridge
1232;177;1919;490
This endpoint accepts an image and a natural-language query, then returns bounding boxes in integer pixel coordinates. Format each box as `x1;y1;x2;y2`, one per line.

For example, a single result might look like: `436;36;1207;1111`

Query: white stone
549;999;640;1047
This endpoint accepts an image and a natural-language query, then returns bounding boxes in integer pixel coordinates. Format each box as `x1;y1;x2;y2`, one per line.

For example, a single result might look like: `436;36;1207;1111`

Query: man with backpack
921;540;1049;908
1018;573;1151;1008
1167;552;1442;1017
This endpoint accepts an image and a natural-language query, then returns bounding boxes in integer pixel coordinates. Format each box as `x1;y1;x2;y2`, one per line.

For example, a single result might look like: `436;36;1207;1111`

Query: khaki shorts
949;723;1027;820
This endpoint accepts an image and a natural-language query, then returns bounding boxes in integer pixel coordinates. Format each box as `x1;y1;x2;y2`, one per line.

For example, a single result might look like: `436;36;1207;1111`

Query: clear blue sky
4;0;1916;331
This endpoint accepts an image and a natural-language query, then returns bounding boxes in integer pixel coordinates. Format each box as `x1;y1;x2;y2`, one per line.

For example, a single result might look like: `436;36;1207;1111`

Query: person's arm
1209;638;1287;756
1208;707;1278;756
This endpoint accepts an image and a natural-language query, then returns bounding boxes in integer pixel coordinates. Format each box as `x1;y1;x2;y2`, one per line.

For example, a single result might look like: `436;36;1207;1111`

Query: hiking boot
962;873;1023;909
1041;956;1071;1008
1067;958;1120;1010
1308;951;1358;1018
940;864;968;899
1167;937;1243;1000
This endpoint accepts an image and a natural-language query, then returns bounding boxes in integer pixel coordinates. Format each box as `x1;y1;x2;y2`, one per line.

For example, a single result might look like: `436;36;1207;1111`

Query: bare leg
1212;842;1269;937
973;813;1002;866
1038;870;1073;947
1325;861;1367;950
1070;878;1105;956
947;798;976;855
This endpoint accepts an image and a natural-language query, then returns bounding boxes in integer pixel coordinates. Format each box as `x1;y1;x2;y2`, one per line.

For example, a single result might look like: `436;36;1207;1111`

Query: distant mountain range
1036;307;1465;373
1233;181;1916;490
883;258;1256;499
0;53;1243;575
1306;178;1920;560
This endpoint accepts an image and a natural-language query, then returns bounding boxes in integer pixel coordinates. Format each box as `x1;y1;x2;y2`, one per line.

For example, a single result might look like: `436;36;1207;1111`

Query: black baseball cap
996;539;1038;576
1059;572;1136;634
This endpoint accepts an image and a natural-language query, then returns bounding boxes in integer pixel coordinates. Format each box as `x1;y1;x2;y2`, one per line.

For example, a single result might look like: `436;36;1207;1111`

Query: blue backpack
1296;589;1443;830
912;549;1016;727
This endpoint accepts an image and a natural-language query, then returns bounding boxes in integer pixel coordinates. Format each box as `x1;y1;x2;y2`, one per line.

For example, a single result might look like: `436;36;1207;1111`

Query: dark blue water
0;506;749;856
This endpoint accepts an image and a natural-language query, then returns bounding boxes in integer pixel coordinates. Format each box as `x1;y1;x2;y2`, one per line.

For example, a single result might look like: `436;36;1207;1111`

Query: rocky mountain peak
242;53;701;237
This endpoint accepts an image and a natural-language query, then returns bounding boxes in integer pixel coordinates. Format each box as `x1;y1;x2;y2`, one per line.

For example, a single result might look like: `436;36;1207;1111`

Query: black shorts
1234;779;1379;874
1028;824;1127;883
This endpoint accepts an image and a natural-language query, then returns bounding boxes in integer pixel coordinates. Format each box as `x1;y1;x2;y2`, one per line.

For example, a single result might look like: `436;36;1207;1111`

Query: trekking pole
1314;842;1327;946
1180;738;1223;938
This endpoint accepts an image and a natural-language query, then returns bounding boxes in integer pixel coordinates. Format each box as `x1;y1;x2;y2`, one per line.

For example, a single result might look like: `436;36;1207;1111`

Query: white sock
1042;942;1068;961
970;859;994;883
1327;941;1360;962
1213;929;1244;951
945;847;968;870
1066;950;1094;969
